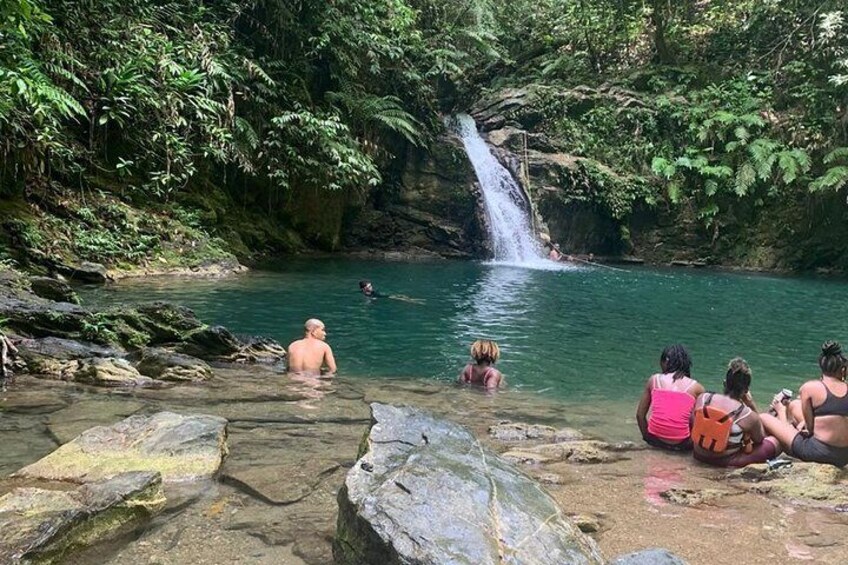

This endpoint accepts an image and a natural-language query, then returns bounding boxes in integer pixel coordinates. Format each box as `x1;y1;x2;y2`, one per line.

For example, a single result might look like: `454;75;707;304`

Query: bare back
801;378;848;447
287;338;336;375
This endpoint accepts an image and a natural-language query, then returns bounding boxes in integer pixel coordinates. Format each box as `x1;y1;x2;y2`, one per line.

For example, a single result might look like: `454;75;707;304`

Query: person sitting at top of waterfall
761;340;848;468
287;318;336;376
691;358;780;467
636;344;705;451
459;339;504;389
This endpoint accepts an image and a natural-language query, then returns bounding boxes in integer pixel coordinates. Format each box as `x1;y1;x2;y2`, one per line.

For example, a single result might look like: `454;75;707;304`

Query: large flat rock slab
14;412;228;483
0;471;164;564
334;403;603;565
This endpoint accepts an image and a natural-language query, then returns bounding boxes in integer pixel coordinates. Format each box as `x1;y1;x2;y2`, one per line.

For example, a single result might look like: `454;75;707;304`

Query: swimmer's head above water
470;339;500;364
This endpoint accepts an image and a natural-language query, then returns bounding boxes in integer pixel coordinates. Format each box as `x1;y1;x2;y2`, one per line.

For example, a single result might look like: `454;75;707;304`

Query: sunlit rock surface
0;471;164;564
334;403;603;565
14;411;228;483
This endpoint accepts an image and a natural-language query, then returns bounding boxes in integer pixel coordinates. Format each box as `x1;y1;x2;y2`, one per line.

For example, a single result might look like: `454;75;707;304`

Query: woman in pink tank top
636;344;705;451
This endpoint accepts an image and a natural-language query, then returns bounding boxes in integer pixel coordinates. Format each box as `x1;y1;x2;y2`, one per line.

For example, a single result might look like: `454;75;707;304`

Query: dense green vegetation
1;1;847;270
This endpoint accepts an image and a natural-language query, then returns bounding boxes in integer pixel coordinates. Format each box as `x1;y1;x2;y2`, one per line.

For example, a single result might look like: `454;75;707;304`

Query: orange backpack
691;393;746;453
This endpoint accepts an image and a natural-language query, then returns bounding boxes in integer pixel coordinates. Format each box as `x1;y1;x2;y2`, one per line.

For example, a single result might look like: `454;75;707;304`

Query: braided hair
660;344;692;381
819;340;848;379
723;358;752;400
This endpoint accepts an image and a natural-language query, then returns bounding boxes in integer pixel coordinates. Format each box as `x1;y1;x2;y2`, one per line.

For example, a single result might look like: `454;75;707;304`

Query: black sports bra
814;380;848;417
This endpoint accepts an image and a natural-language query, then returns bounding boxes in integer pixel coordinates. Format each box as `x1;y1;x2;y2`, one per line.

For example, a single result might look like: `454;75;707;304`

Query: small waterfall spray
450;114;545;265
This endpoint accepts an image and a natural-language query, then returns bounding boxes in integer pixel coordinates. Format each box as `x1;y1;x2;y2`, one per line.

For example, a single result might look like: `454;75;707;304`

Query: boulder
178;325;242;359
16;337;125;378
65;357;156;387
14;411;228;483
609;548;688;565
133;348;213;382
56;261;112;284
28;276;80;304
334;403;603;565
231;335;287;364
0;471;164;564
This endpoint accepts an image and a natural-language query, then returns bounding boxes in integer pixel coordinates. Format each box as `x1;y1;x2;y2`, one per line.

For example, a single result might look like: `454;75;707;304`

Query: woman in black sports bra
761;340;848;467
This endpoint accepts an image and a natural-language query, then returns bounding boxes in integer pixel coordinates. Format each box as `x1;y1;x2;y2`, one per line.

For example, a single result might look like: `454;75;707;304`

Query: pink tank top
462;364;496;386
647;374;697;442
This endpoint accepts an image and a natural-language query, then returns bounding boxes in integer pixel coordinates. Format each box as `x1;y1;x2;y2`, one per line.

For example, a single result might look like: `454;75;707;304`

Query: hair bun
822;340;843;356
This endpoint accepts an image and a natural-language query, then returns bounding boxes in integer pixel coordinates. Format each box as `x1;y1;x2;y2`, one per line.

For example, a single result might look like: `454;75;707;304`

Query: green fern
810;166;848;192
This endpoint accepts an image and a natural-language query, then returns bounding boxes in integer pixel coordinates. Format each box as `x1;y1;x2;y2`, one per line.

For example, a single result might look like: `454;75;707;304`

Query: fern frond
809;166;848;192
734;162;756;196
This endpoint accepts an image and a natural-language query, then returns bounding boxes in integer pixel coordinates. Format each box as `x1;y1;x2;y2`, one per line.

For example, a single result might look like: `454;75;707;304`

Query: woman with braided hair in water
636;344;705;451
762;340;848;467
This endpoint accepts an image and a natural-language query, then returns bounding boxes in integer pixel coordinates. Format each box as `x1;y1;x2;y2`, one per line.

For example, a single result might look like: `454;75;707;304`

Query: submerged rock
0;471;164;564
334;403;603;565
659;488;737;507
489;421;585;442
14;411;228;483
503;440;633;465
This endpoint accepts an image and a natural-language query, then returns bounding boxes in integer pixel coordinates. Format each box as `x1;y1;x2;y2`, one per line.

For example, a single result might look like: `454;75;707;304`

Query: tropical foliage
1;0;848;265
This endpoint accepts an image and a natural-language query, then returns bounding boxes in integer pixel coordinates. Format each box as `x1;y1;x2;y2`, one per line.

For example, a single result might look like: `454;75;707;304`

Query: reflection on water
641;452;688;507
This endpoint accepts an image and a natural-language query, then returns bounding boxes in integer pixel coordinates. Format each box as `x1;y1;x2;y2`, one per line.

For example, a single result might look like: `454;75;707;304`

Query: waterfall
450;114;545;265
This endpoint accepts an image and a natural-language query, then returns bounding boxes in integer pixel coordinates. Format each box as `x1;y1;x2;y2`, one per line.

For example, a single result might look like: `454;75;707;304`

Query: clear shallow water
79;259;848;405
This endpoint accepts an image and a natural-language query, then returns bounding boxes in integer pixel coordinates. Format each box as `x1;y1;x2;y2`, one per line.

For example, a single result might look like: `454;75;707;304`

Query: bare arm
799;382;817;436
636;378;653;438
323;345;337;374
485;369;503;389
741;391;758;413
741;410;765;444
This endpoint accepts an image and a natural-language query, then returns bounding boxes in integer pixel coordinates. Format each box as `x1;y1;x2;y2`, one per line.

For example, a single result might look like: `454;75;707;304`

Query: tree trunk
650;0;674;65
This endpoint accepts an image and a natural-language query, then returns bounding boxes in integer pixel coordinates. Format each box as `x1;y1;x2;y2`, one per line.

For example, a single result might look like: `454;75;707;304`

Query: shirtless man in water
286;319;337;375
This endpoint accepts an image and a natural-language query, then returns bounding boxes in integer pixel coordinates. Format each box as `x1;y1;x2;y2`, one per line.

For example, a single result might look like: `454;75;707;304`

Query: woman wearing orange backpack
691;358;780;467
761;341;848;467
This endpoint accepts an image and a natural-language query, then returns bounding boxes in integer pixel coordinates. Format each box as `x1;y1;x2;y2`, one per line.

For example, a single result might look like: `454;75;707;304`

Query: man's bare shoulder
287;339;306;351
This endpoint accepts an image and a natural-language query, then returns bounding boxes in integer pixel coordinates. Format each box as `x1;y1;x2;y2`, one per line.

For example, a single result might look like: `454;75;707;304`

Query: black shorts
791;434;848;468
644;432;693;452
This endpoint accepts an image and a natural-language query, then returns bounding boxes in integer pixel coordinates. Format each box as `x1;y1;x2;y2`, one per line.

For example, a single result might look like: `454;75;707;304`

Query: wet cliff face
343;135;490;259
471;88;629;256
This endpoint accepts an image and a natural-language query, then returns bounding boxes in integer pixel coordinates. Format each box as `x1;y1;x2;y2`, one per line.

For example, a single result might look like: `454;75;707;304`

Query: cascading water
450;114;545;265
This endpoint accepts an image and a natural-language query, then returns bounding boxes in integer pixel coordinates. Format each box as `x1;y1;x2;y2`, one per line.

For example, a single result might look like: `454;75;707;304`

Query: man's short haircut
359;280;370;289
304;318;324;334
